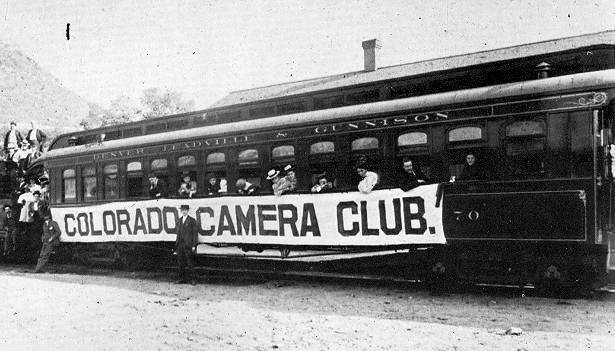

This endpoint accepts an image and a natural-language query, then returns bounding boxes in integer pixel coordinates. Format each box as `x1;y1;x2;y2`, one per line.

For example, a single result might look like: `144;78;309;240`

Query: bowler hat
283;164;295;173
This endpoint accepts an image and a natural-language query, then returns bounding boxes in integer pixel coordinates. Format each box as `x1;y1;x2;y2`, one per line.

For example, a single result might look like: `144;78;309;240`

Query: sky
0;0;613;109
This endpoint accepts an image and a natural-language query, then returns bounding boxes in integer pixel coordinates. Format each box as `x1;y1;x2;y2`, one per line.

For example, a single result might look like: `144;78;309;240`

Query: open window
62;168;76;202
271;145;295;168
150;158;169;188
309;141;337;188
237;148;260;188
351;136;382;187
126;161;143;198
504;119;547;177
103;164;119;200
177;155;198;196
205;152;227;195
397;131;432;179
81;166;97;201
446;125;486;180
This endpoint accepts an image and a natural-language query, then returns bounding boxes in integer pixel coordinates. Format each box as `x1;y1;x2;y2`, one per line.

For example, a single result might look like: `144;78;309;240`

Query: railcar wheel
425;260;455;294
534;263;567;297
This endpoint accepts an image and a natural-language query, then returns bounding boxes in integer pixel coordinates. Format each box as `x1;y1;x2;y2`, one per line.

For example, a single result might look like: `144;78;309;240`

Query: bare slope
0;41;89;136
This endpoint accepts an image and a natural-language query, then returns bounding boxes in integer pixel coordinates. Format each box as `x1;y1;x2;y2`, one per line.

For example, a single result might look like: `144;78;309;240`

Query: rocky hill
0;41;89;138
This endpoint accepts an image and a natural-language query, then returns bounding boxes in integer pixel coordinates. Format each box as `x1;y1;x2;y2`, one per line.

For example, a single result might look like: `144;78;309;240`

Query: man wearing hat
267;168;293;197
283;164;297;193
34;213;61;273
178;172;197;198
175;204;199;284
28;190;48;258
148;172;167;198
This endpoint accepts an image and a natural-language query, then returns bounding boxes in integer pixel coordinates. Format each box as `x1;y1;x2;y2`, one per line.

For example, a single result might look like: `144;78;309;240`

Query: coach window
351;137;382;186
309;141;337;187
205;152;227;193
397;131;431;178
504;120;547;177
126;161;143;198
447;126;485;179
103;164;119;200
271;145;295;167
177;155;198;194
62;169;76;202
81;166;97;201
237;148;260;187
150;158;169;188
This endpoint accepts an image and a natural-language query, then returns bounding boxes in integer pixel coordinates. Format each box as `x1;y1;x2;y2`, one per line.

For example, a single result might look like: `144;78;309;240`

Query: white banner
52;184;445;246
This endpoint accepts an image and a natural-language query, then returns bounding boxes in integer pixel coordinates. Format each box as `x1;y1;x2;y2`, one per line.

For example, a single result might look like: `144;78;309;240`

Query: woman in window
205;173;220;196
266;168;292;196
178;172;197;198
354;157;379;194
283;164;297;192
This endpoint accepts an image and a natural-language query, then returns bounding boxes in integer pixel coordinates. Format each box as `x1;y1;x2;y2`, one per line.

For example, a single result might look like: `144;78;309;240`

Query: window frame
62;168;77;203
126;160;144;199
81;166;98;202
103;163;120;200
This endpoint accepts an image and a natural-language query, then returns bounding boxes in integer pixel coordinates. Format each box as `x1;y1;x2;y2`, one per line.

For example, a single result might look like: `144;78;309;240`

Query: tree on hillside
80;89;195;129
140;88;195;119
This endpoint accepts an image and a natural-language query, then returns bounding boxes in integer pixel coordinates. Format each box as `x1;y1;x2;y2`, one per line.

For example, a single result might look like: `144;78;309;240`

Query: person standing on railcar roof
175;204;198;285
34;213;61;273
3;122;22;158
26;121;47;153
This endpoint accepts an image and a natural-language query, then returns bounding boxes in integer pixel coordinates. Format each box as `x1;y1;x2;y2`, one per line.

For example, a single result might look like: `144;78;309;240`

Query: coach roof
36;69;615;162
211;30;615;108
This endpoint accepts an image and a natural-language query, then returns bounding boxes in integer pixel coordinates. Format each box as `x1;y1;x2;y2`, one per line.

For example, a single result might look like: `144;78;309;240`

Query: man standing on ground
175;204;198;284
0;205;17;256
34;213;61;273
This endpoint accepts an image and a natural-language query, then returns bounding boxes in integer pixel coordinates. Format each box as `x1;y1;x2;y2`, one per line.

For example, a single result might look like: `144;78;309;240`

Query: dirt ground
0;265;613;351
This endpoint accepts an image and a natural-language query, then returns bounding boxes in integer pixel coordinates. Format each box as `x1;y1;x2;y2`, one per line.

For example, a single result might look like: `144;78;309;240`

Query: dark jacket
0;211;16;232
175;216;199;249
459;164;482;181
206;182;220;195
28;200;49;219
26;129;47;144
399;169;429;191
3;130;23;150
149;178;167;198
41;219;61;244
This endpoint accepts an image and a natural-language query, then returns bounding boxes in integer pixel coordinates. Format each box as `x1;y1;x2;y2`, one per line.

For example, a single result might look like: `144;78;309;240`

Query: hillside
0;41;89;138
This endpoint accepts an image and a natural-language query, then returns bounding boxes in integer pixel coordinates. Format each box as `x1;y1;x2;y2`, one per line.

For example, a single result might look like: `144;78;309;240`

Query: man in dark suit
26;122;48;152
4;121;23;157
148;173;167;198
175;204;199;284
34;213;61;273
398;158;429;191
